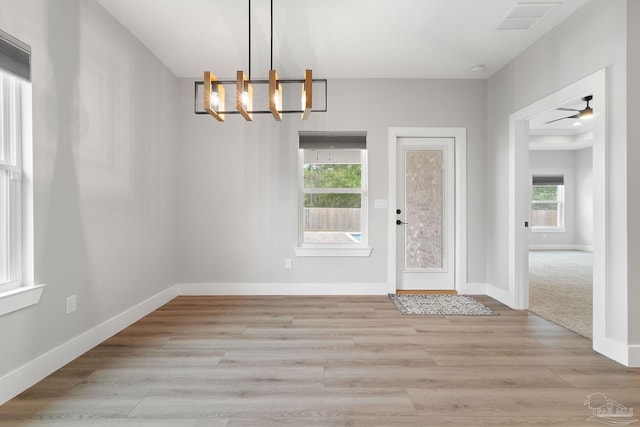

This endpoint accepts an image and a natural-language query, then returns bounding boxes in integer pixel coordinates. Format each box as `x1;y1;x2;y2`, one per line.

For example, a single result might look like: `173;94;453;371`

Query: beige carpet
528;250;592;339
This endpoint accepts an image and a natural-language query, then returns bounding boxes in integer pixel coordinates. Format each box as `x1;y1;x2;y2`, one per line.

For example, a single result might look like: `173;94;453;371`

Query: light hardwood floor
1;295;639;426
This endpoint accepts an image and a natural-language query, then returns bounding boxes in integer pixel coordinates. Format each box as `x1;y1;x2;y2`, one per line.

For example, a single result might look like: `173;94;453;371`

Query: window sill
295;247;373;257
531;228;565;233
0;284;46;317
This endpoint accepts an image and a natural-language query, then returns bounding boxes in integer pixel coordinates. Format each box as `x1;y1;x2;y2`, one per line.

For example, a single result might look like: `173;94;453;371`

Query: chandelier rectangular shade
204;71;225;122
236;71;253;121
301;69;312;120
269;69;282;121
194;77;327;120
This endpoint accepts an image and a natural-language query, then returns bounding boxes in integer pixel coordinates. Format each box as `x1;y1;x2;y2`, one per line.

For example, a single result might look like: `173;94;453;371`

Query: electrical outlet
285;258;292;269
66;295;77;314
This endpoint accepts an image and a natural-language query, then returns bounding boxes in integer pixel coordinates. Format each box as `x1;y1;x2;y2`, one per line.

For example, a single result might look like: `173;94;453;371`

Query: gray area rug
529;250;592;339
388;294;498;316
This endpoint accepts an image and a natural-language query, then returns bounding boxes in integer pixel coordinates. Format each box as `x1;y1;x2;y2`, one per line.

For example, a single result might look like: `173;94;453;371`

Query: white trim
178;282;388;296
387;127;467;295
628;345;640;368
593;335;633;367
0;286;178;405
0;283;44;316
485;282;515;308
294;247;372;257
531;228;566;233
528;244;593;252
465;282;488;295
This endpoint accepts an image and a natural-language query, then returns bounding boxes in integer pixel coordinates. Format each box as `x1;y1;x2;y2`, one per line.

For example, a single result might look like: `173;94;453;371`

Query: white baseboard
628;344;640;368
485;282;516;309
464;282;488;295
593;335;633;367
0;286;178;405
178;282;389;295
529;244;593;252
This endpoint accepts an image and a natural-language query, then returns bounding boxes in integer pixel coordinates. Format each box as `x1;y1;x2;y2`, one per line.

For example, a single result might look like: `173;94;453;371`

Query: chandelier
194;0;327;122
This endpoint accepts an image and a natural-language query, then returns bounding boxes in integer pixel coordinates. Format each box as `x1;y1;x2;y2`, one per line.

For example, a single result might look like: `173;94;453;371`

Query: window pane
532;202;558;211
303;194;362;244
532;185;558;201
303;163;361;189
303;196;361;232
304;193;361;208
531;207;558;227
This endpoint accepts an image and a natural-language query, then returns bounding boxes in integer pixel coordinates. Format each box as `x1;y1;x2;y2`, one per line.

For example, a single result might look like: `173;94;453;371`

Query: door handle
396;220;408;225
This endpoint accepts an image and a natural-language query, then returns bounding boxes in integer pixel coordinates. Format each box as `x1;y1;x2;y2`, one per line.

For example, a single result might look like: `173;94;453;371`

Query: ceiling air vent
496;2;560;30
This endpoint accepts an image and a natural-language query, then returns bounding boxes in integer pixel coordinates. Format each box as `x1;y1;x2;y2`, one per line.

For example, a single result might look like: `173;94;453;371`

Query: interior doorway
508;69;606;346
526;122;594;338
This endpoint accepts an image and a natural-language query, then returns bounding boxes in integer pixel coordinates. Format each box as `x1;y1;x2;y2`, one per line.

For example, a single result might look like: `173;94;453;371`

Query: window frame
531;176;566;232
0;30;43;316
0;70;24;293
295;147;371;257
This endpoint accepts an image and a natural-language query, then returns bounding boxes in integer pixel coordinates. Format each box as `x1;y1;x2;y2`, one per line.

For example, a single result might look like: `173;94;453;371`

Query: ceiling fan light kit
545;95;593;124
195;0;326;122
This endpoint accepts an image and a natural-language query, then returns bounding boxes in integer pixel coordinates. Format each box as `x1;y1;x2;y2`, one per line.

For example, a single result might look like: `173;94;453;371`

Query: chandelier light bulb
210;91;219;109
242;90;250;108
274;89;281;110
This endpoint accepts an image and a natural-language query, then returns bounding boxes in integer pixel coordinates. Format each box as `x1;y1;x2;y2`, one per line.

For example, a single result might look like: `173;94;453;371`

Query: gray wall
528;150;576;246
177;78;488;286
0;0;178;378
487;0;631;342
575;147;593;247
528;147;593;248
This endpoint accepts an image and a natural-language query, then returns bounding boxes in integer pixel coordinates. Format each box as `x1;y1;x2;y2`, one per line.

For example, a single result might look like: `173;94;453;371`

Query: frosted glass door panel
405;150;444;270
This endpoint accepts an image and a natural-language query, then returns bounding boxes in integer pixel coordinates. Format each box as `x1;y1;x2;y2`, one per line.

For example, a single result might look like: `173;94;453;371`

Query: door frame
387;127;467;294
508;69;606;344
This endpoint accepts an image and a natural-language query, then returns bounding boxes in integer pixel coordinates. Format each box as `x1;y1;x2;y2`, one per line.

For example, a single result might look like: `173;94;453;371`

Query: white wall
528;150;576;247
487;0;635;357
177;78;487;289
0;0;178;396
575;147;593;248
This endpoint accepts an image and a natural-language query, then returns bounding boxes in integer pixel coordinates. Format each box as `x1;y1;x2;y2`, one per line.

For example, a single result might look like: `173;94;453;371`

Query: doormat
388;294;499;316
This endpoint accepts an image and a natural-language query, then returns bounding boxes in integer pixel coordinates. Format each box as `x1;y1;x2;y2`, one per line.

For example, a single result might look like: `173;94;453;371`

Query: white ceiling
97;0;588;80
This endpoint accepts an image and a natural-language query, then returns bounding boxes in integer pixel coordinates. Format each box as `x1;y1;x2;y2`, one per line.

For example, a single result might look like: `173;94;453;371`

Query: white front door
396;137;455;290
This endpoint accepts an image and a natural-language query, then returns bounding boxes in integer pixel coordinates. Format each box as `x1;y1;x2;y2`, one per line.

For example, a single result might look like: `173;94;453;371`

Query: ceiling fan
545;95;594;124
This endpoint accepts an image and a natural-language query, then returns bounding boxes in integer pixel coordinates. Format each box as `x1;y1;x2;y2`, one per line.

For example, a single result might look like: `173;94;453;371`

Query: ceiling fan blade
556;107;580;111
545;114;580;124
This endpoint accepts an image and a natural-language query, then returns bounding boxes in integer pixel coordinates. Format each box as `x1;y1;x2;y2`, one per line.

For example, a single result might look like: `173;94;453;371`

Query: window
531;175;565;231
0;30;42;316
0;70;24;292
296;131;370;256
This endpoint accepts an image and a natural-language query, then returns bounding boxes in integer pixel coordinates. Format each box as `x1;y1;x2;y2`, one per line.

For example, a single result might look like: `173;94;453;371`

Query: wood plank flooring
1;295;639;426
